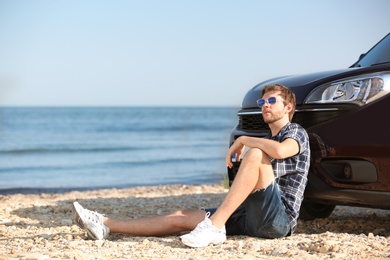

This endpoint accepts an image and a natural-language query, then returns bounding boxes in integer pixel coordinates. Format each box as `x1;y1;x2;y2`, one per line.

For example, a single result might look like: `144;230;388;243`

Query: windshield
352;33;390;68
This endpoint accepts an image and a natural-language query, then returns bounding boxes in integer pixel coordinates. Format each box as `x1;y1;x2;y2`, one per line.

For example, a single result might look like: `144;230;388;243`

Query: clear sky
1;0;389;107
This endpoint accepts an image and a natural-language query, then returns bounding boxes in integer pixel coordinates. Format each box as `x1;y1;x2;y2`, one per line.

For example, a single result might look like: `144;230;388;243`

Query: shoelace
190;212;212;235
83;208;103;224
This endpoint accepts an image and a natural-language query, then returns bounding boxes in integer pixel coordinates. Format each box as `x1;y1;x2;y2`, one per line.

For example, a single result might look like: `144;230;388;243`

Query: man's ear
286;103;293;113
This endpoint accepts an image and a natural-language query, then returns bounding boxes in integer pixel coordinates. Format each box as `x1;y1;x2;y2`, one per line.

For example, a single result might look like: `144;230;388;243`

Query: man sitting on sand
72;84;310;248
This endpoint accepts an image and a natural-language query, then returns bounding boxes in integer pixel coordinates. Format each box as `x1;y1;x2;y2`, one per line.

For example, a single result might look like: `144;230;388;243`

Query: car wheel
299;200;336;220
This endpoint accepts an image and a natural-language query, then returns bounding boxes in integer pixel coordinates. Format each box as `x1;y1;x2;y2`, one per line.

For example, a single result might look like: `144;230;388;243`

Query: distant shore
1;184;389;259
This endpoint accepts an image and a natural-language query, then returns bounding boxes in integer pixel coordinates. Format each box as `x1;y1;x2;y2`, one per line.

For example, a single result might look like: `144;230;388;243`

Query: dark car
228;33;390;220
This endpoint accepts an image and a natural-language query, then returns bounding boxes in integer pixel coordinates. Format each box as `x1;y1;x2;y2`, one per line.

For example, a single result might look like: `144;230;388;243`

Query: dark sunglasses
256;97;280;107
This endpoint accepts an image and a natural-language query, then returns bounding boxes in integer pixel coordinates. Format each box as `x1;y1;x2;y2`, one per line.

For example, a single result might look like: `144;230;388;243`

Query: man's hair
261;84;296;121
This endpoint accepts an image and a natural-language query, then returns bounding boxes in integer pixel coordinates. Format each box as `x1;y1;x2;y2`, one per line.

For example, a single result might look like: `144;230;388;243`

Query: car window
353;33;390;68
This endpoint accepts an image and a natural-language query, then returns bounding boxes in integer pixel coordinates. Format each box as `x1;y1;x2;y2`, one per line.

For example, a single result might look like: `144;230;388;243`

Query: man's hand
225;137;245;168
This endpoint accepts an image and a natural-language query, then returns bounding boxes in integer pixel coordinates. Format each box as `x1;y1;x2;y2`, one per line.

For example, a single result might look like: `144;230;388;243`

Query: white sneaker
180;212;226;248
72;201;110;240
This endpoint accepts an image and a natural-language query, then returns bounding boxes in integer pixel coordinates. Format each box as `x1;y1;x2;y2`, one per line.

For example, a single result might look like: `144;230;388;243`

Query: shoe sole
181;237;226;248
72;202;102;240
72;202;86;229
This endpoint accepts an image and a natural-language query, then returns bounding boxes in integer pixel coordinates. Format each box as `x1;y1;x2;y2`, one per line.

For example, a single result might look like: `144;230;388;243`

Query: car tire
299;200;336;220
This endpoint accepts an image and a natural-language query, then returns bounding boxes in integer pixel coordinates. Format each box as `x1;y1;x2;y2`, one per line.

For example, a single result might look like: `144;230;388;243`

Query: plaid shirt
266;122;310;232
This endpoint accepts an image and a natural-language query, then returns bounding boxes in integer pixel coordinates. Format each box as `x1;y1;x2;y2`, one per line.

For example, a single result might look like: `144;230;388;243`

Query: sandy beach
1;184;389;260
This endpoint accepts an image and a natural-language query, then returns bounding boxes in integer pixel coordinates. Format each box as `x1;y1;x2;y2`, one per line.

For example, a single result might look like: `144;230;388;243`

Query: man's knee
168;209;205;221
244;148;270;163
243;148;274;189
168;209;205;230
169;209;188;217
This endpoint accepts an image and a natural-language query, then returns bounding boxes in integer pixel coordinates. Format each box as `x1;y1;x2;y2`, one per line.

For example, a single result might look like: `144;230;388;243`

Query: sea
0;107;239;194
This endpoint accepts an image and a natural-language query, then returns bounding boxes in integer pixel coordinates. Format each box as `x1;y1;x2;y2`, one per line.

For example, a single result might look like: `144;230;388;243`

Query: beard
262;111;284;124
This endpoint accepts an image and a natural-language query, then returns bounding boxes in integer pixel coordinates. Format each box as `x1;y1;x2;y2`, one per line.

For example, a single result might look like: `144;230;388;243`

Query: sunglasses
257;97;282;107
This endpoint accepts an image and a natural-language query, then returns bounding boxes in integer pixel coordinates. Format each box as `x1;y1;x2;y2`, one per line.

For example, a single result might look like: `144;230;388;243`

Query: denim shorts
206;182;291;239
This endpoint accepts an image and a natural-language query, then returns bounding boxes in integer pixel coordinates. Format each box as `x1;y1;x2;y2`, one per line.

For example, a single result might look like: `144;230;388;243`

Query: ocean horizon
0;106;239;194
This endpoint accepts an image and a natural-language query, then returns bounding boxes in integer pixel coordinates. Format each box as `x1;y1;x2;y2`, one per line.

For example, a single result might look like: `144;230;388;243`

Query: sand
1;184;389;259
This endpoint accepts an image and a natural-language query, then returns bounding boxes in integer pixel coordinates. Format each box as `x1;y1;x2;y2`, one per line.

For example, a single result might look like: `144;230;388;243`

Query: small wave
0;163;96;173
0;141;225;155
102;156;222;168
96;124;233;133
0;146;150;154
0;155;223;174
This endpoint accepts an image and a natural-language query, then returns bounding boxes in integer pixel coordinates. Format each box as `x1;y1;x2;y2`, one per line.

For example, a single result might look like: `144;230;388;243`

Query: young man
72;84;310;248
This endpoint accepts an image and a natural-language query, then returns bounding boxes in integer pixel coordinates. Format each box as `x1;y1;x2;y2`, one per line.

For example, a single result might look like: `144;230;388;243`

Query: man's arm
226;136;299;168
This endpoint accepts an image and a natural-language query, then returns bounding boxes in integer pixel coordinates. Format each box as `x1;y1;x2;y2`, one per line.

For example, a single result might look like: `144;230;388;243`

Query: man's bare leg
98;148;273;236
210;148;274;228
103;209;206;236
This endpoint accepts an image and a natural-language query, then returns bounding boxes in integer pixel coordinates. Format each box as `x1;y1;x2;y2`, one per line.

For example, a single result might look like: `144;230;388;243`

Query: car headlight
304;73;390;106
